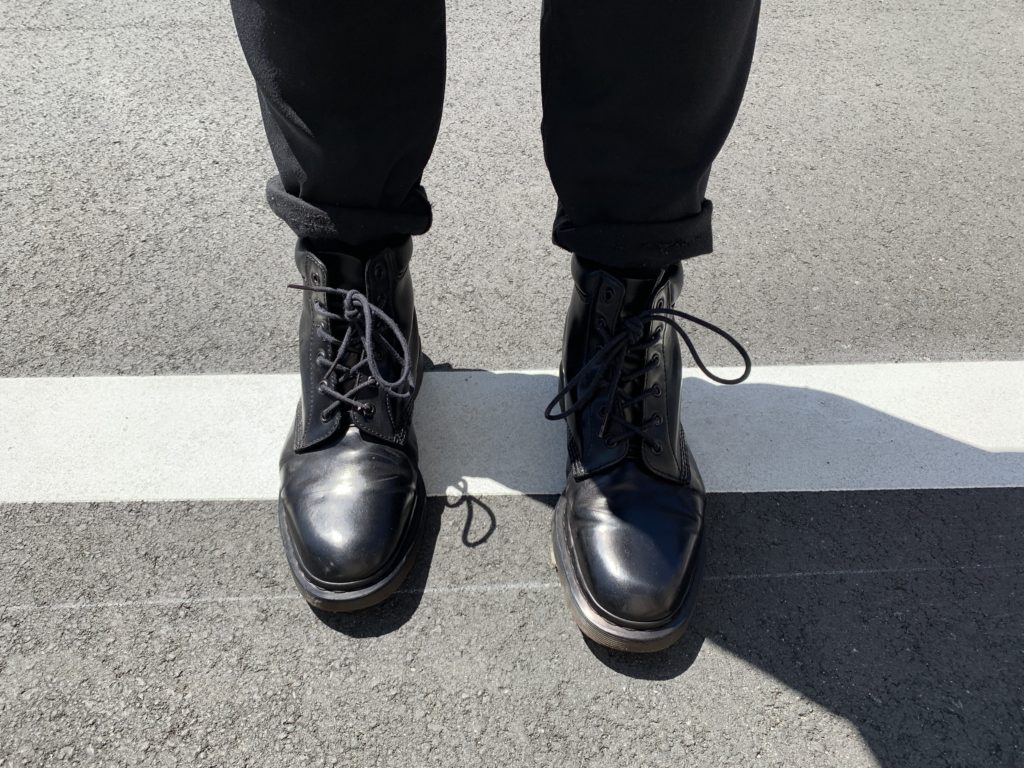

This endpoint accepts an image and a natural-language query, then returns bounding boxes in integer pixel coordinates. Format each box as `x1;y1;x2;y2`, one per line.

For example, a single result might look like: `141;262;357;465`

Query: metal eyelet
319;410;331;423
651;443;663;455
651;354;660;366
656;298;664;309
362;404;376;419
311;272;321;286
654;414;664;426
653;384;662;397
603;288;614;303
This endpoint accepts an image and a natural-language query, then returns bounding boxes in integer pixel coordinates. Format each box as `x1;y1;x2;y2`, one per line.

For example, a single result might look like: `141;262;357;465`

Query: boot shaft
292;238;422;452
560;257;690;483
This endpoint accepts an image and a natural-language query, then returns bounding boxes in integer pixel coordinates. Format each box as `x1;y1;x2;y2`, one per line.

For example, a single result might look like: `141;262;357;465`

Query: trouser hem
552;199;714;270
266;176;432;246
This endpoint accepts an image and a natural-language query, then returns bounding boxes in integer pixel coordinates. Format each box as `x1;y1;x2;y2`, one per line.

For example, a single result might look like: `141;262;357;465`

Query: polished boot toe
566;464;703;627
280;426;420;588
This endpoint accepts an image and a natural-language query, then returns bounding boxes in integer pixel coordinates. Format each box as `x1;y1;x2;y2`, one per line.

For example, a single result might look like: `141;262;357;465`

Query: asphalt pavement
1;0;1022;765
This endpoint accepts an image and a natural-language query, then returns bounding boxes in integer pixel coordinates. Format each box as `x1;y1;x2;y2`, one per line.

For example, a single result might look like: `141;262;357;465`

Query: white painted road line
1;361;1022;503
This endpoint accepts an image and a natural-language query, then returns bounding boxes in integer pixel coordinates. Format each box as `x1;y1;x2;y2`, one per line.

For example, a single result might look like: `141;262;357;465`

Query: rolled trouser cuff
266;175;433;246
552;199;714;271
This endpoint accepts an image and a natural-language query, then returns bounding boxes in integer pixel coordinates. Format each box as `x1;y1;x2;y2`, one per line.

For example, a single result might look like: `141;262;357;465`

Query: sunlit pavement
1;1;1022;765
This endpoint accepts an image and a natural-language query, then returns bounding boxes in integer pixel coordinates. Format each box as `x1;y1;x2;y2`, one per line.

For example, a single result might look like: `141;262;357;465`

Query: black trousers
231;0;761;271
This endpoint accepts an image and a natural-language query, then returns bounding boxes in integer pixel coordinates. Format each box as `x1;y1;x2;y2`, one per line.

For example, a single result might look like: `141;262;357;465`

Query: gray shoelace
288;283;413;420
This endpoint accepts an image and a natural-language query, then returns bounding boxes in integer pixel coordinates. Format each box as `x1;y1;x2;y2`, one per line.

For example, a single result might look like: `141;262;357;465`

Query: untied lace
544;305;752;451
288;282;413;420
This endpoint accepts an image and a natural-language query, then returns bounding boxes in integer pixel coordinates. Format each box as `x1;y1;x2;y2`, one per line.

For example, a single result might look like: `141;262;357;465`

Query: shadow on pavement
444;478;497;548
594;486;1024;765
318;365;1024;763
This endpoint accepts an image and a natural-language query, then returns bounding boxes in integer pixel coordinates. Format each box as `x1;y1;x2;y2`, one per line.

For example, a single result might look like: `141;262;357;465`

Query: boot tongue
607;269;667;457
615;269;666;316
314;251;379;409
318;250;367;293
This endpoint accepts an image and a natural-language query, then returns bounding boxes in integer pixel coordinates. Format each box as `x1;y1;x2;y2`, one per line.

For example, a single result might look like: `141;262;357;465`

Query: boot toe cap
280;431;420;588
567;467;703;627
577;542;696;625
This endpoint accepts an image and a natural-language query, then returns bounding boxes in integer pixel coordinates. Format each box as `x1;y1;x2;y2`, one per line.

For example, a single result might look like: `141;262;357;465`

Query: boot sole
550;494;705;653
278;473;426;613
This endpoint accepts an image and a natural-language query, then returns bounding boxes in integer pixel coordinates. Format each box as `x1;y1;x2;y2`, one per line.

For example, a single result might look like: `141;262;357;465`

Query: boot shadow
312;364;1024;765
583;626;705;679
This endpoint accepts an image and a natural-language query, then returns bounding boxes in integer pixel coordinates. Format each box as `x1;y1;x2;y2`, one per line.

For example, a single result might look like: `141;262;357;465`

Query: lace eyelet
651;354;660;366
361;404;376;418
654;414;664;426
653;384;662;397
596;316;607;330
598;405;608;418
602;288;614;303
319;410;330;423
656;298;664;309
311;272;321;286
651;444;663;455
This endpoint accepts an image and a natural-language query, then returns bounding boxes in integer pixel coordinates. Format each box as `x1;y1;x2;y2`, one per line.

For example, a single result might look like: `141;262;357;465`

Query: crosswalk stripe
1;361;1021;503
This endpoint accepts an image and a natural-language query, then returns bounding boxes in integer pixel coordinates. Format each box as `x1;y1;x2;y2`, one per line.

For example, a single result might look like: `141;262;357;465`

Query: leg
541;0;760;270
231;0;445;610
542;0;760;651
231;0;446;248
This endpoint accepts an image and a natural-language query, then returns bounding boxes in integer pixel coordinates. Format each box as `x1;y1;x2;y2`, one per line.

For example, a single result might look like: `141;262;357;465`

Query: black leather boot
545;256;750;652
278;237;425;611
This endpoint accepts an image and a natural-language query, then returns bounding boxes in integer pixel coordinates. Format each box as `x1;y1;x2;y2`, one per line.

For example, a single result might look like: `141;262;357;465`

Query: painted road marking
1;361;1022;502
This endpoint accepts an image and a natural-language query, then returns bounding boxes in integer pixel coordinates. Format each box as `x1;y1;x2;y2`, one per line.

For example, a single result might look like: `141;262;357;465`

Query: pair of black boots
278;238;748;653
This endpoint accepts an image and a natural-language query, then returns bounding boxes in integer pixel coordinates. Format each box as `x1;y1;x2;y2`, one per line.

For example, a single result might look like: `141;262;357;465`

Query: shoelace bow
288;283;413;421
544;306;752;451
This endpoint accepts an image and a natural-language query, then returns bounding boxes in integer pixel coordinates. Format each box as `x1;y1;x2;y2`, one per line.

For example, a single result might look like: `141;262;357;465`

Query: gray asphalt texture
2;0;1024;766
1;0;1022;376
3;491;1023;767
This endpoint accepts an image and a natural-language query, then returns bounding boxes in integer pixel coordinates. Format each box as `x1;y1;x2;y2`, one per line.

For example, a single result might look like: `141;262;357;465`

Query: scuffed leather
280;422;419;587
558;257;704;625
